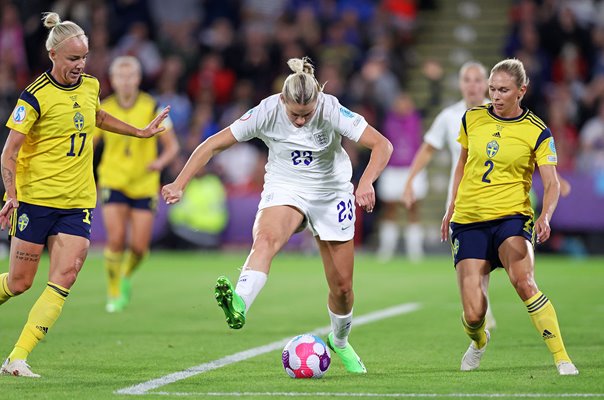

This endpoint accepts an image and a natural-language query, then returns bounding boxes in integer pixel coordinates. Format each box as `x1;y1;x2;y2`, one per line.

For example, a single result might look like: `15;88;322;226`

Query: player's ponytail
282;57;323;105
42;12;87;51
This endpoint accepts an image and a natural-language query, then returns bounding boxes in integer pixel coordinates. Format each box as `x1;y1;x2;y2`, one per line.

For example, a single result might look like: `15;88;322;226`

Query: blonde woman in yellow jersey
0;13;169;378
95;56;178;313
441;58;578;376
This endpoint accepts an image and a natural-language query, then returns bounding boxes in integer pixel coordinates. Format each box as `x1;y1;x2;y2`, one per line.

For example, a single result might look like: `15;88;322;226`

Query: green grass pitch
1;250;603;399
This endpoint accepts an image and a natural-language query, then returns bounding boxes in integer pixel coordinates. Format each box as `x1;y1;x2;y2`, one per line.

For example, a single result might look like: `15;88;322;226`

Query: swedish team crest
18;213;29;232
73;112;84;131
486;140;499;158
313;132;328;147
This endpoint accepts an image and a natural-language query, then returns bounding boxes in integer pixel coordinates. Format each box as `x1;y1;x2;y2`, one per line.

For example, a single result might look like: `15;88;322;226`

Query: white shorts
377;167;428;202
258;186;356;241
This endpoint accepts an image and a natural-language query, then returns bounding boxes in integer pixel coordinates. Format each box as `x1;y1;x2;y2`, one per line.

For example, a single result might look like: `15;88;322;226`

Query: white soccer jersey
423;99;489;203
230;93;368;193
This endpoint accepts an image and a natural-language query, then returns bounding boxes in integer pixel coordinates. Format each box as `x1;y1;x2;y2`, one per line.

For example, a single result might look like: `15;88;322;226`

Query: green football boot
214;276;246;329
118;277;132;308
327;332;367;373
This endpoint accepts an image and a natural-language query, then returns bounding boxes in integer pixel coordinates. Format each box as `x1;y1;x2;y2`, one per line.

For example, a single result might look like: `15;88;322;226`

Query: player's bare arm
355;125;393;212
162;127;238;204
96;106;170;138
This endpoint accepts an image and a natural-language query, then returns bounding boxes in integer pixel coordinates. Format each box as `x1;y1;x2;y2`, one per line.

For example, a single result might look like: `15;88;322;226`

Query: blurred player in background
162;57;393;374
375;92;425;262
441;58;578;375
0;12;168;377
402;61;497;329
94;56;179;313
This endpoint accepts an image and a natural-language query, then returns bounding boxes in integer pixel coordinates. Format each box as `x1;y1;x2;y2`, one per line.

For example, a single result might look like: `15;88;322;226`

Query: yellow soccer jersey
452;104;558;223
5;72;101;209
95;92;168;198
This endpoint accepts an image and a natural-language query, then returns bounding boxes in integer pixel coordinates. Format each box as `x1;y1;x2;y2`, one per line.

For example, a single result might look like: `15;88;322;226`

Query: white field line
145;393;604;398
116;302;421;396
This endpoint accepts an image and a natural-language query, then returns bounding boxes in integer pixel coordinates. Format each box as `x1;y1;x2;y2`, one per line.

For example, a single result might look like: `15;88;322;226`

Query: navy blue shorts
10;202;93;244
100;188;157;211
450;215;534;270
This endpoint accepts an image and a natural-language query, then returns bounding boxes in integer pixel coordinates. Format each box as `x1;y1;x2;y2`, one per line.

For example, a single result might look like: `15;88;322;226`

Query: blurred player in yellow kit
94;56;179;312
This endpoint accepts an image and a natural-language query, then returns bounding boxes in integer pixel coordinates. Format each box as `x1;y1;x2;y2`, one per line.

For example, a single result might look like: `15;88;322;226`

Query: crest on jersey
12;105;26;123
313;132;328;147
18;213;29;232
73;112;84;131
486;140;499;158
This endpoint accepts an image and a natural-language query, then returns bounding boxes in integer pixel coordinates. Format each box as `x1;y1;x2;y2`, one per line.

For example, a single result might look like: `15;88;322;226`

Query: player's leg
483;274;497;330
215;205;304;329
1;236;43;305
318;238;366;373
101;202;129;312
376;167;400;262
3;233;88;377
499;236;578;375
457;258;491;371
119;207;154;307
404;200;424;262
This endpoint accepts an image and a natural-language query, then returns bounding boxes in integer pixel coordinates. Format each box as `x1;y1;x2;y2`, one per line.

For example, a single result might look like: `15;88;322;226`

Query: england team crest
313;132;328;147
73;112;84;131
18;213;29;232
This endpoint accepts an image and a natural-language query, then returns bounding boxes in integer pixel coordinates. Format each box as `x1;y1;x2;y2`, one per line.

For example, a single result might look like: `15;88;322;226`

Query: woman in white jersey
162;57;393;374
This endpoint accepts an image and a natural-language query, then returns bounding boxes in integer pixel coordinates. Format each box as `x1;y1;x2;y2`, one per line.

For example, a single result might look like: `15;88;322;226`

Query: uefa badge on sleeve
12;105;26;124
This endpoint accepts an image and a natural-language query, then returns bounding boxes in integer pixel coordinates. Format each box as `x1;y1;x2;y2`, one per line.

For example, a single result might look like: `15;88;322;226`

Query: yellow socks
0;273;14;305
122;250;145;278
104;249;123;298
462;314;488;349
8;282;69;362
525;291;571;364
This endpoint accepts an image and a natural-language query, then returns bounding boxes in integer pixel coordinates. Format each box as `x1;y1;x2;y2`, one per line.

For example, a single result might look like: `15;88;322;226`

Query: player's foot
327;332;367;373
557;361;579;375
105;297;124;313
1;359;41;378
120;277;132;306
214;276;246;329
461;330;490;371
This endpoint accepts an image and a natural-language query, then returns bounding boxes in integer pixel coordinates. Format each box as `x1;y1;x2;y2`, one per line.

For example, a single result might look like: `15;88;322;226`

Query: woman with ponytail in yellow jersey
441;58;578;376
0;12;169;377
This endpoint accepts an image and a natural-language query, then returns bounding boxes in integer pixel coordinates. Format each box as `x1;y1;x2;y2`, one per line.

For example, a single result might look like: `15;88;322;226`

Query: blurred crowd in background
0;0;603;253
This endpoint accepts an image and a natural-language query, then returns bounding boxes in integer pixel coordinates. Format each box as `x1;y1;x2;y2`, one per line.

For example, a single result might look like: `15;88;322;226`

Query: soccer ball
282;334;331;378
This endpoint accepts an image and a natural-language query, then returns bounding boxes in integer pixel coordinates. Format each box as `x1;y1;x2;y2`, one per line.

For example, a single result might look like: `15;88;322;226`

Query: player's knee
511;277;537;299
8;277;34;295
330;280;353;301
463;311;485;327
252;230;281;255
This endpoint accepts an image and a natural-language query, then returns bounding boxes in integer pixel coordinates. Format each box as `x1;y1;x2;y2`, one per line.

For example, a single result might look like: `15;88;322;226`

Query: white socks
328;308;353;348
377;221;399;261
235;269;267;313
405;223;424;261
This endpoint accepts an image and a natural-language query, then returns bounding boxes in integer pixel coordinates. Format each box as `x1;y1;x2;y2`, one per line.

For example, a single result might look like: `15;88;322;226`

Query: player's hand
401;185;415;209
0;198;18;231
534;214;551;244
440;208;453;242
147;159;163;171
355;179;375;213
137;106;170;138
161;182;183;205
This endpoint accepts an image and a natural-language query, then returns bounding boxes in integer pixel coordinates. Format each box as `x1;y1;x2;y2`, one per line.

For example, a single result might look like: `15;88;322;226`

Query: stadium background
1;0;603;255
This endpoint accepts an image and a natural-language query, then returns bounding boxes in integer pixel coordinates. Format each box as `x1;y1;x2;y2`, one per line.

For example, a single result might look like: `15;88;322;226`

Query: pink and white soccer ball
282;334;331;378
